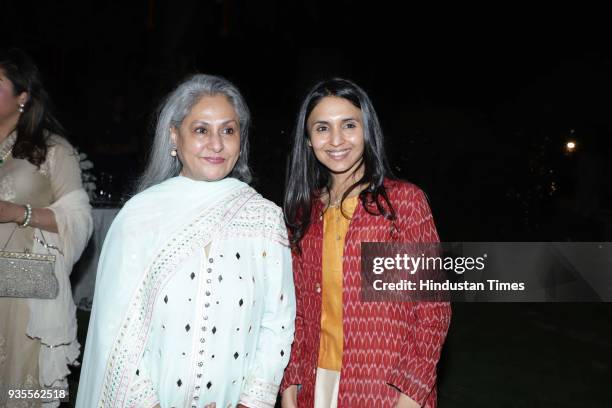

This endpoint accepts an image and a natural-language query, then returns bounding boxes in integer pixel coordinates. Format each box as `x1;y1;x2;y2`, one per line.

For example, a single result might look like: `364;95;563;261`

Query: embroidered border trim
238;376;279;408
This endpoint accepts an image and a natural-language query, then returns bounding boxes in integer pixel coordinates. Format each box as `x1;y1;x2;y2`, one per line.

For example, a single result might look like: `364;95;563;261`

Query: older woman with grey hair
76;74;295;408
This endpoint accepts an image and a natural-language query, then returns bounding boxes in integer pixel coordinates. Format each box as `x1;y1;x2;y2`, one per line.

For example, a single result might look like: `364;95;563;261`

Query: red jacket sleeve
280;251;304;393
386;186;452;405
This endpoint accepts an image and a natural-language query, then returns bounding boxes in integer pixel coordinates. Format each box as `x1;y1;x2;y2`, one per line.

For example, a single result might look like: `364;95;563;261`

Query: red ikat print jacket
280;179;452;408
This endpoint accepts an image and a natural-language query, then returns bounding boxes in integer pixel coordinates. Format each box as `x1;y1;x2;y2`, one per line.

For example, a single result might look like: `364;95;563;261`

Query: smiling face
170;94;241;182
307;96;365;185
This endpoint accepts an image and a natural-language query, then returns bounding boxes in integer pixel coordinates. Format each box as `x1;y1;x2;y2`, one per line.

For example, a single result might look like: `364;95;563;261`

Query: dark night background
2;1;611;406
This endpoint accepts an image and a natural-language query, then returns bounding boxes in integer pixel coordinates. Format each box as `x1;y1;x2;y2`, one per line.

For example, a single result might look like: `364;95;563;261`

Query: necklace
328;198;341;208
0;148;12;166
327;189;344;208
327;190;359;208
327;181;370;208
0;132;17;167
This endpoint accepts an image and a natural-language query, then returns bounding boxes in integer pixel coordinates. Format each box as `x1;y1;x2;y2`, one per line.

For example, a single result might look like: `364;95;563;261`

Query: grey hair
135;74;252;193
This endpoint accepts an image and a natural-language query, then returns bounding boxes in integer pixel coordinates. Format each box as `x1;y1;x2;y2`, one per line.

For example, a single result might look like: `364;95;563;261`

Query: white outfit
76;177;295;408
314;368;340;408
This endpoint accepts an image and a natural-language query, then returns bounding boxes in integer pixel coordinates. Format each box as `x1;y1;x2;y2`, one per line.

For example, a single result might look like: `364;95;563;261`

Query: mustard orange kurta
318;197;358;371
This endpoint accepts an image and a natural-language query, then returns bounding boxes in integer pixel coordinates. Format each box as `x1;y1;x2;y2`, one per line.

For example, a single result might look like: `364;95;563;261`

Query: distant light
566;141;576;152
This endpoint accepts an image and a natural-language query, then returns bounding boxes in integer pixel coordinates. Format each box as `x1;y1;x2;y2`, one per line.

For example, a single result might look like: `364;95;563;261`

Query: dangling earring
170;147;177;157
18;103;25;113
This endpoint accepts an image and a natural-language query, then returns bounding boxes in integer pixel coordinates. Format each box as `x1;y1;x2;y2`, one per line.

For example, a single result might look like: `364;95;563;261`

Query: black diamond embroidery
207;381;212;389
177;379;182;387
164;295;168;303
281;350;285;356
235;252;240;259
218;275;223;282
190;272;195;280
239;299;243;306
185;324;190;332
212;326;217;334
136;369;139;376
234;352;239;359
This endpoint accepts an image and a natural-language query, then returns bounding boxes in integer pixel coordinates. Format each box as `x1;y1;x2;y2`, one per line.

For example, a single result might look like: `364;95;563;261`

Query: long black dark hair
284;78;396;250
0;48;65;166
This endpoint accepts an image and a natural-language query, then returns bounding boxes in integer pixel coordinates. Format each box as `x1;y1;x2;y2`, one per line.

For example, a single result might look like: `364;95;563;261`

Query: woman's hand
0;200;58;232
281;385;298;408
395;392;419;408
0;200;24;224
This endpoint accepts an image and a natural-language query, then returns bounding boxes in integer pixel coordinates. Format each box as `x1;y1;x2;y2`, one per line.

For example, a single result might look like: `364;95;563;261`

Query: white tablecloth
71;207;119;310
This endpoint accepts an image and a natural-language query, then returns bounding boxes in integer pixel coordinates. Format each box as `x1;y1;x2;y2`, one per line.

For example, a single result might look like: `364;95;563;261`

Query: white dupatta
76;177;258;407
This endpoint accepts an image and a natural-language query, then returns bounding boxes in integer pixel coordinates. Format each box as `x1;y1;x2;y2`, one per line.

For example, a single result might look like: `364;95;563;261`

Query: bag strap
34;230;63;256
1;226;19;251
1;225;61;256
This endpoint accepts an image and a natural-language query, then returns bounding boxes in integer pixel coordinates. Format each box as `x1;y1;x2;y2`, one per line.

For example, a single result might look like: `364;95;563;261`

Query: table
71;207;120;310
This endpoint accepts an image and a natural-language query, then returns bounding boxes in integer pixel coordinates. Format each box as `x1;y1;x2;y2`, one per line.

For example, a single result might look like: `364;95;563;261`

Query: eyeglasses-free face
307;96;365;181
171;94;241;182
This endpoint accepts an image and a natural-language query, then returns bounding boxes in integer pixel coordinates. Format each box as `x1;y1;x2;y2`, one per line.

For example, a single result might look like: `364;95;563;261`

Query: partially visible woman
0;48;93;407
281;78;451;408
77;74;295;408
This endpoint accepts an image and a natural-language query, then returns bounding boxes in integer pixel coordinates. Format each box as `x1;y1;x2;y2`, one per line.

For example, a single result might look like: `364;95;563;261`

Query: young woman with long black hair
280;78;451;408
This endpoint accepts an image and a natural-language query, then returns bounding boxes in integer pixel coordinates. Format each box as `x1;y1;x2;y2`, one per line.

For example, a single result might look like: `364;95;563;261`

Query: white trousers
314;367;341;408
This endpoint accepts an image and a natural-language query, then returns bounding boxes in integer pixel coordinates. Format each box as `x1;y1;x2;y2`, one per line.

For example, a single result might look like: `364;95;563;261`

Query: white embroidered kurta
76;177;295;408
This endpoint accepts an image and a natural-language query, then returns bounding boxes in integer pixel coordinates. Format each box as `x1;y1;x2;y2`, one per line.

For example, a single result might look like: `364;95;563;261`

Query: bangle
18;204;32;228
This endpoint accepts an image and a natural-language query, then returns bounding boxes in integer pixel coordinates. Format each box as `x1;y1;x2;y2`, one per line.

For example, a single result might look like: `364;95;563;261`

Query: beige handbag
0;227;58;299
